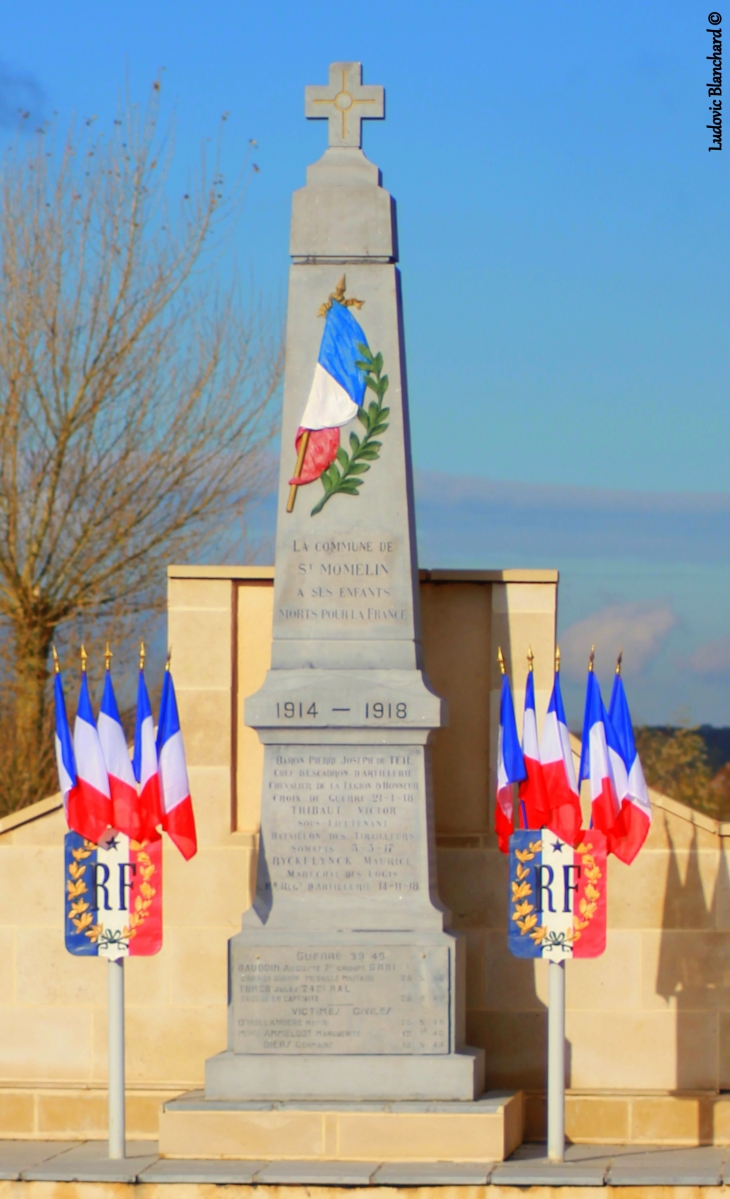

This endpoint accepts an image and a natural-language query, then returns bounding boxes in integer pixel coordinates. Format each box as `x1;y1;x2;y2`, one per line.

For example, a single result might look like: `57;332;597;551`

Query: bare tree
0;85;282;812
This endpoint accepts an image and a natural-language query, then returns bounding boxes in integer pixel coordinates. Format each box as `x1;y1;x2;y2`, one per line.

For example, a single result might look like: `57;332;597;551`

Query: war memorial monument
204;60;483;1106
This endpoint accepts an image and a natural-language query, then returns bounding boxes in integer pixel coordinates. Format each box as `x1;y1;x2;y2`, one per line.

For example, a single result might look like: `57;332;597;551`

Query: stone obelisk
206;62;484;1101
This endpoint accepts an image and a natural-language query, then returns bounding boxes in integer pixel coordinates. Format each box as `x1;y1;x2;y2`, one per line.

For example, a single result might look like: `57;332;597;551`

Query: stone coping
163;1090;512;1113
166;564;560;583
5;1140;730;1185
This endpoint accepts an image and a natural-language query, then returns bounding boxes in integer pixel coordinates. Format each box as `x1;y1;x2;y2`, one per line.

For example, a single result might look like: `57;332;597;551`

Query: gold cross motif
305;62;385;149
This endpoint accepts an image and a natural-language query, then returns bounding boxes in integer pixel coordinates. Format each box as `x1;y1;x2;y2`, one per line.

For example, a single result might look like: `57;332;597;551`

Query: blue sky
5;0;729;724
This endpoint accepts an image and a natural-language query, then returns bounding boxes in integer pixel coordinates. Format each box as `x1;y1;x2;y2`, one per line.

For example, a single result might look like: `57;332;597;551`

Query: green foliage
310;341;390;516
634;726;730;821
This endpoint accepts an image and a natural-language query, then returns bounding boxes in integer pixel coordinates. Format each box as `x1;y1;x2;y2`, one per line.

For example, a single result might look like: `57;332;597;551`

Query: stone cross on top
305;62;384;149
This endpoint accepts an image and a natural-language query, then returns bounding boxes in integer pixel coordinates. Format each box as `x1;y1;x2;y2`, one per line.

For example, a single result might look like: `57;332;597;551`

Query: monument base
205;1047;484;1101
158;1089;523;1163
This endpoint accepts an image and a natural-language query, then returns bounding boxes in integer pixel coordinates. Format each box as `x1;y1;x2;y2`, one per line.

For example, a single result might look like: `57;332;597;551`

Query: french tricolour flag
290;299;370;486
607;671;652;864
578;669;634;857
495;670;527;853
541;667;583;844
133;667;162;844
518;669;550;829
97;669;138;841
157;668;197;860
54;668;79;826
72;673;112;845
578;670;621;837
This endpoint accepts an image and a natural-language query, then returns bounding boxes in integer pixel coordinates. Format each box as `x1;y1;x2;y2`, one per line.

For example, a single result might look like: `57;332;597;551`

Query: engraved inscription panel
233;944;450;1054
262;746;422;897
274;533;414;639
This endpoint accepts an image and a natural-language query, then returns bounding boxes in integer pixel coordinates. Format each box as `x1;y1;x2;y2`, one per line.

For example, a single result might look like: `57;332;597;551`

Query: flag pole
547;956;566;1162
97;635;125;1161
547;641;566;1161
286;430;311;514
108;955;126;1159
285;275;363;516
547;643;591;1160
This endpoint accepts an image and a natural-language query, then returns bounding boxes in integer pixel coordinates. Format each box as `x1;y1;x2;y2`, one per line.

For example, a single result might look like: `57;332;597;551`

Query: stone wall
1;565;729;1144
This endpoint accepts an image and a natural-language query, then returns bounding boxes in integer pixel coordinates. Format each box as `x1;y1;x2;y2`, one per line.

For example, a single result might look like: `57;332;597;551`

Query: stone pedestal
159;1092;523;1163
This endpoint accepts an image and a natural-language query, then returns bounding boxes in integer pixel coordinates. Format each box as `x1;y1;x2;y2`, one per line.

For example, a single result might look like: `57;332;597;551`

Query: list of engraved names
263;746;422;896
233;945;450;1054
276;534;412;630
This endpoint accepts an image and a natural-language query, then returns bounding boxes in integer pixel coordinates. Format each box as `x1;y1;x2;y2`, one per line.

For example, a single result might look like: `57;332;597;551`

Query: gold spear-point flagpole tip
588;644;595;673
80;644;88;673
497;646;506;675
555;645;561;673
616;648;623;675
317;273;365;317
139;639;146;671
165;647;172;672
527;645;534;671
104;641;112;672
52;645;60;674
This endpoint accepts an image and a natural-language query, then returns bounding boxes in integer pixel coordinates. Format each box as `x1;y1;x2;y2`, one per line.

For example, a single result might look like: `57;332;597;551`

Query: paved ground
2;1139;730;1185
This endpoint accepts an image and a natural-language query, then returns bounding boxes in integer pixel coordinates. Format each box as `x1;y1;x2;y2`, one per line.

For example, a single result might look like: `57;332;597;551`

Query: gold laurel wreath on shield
509;839;602;945
66;839;157;943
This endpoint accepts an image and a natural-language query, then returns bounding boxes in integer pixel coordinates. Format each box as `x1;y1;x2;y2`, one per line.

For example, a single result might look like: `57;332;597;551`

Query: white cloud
560;602;677;680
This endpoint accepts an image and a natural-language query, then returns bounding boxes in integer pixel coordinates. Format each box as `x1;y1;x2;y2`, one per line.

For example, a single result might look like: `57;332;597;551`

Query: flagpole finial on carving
527;645;534;672
165;647;172;672
588;644;595;673
139;640;146;671
104;641;112;672
52;645;60;674
497;646;506;676
80;644;88;673
317;274;365;317
616;649;623;675
555;645;561;673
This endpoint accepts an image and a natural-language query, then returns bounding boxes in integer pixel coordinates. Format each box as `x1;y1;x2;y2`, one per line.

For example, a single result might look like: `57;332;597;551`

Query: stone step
158;1089;524;1163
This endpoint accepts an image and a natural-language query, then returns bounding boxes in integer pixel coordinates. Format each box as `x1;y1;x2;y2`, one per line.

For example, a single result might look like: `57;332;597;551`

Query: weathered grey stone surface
211;63;482;1102
267;261;421;672
490;1158;609;1186
373;1162;493;1185
232;943;450;1054
167;1089;500;1113
606;1146;726;1186
140;1159;267;1184
254;1161;377;1184
5;1141;730;1185
291;151;396;261
22;1141;158;1183
0;1142;76;1180
205;1048;484;1101
305;62;384;150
